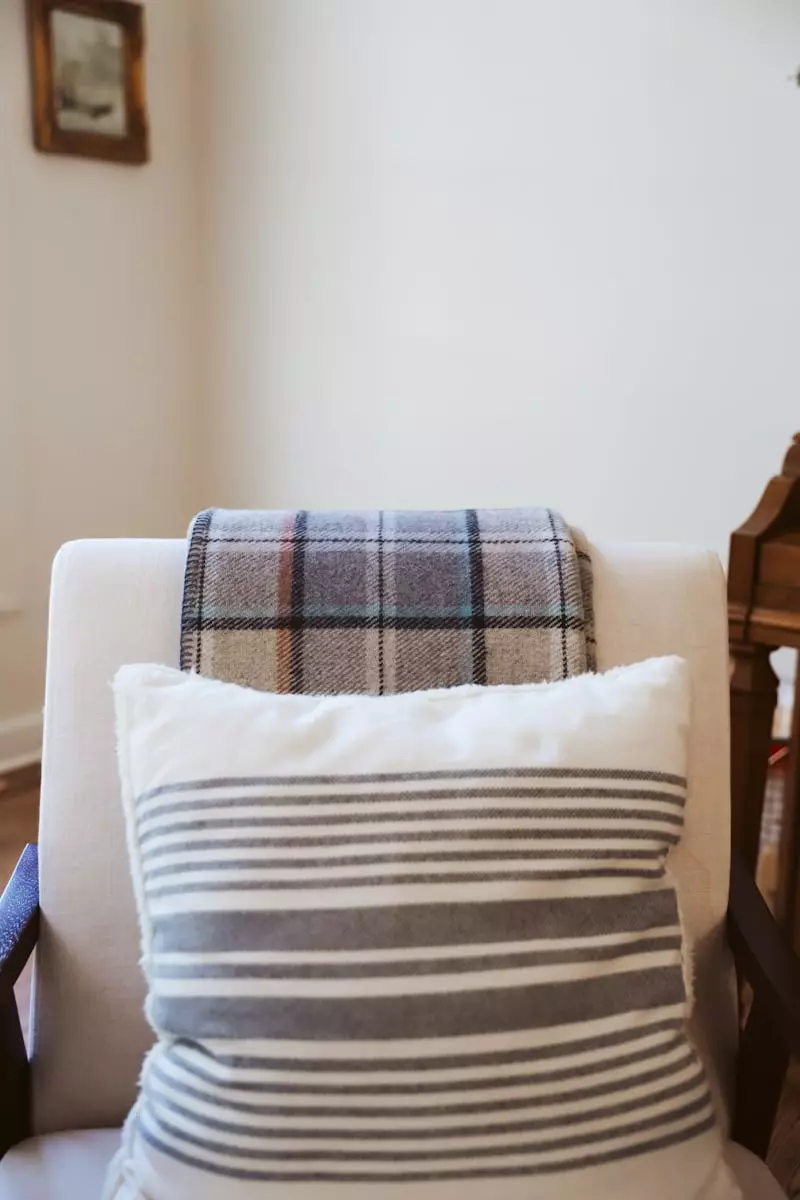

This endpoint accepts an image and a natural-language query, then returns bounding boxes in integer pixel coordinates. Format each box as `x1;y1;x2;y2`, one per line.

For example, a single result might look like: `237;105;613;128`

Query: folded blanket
180;508;594;693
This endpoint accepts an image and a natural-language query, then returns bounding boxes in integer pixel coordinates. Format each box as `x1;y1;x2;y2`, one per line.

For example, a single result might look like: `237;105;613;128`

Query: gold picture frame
27;0;149;165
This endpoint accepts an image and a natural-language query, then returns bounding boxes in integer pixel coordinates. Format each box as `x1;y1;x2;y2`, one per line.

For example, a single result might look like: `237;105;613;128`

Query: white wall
0;0;202;765
200;0;800;563
3;0;799;761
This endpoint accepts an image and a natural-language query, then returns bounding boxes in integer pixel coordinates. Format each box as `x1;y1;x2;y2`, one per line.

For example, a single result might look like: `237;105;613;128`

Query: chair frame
1;843;798;1166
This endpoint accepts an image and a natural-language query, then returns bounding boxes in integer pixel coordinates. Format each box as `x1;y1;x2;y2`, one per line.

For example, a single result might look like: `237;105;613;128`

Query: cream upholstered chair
0;538;797;1199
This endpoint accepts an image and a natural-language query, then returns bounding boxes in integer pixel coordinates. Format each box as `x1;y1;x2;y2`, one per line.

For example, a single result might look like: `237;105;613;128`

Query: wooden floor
0;773;40;867
1;771;798;1193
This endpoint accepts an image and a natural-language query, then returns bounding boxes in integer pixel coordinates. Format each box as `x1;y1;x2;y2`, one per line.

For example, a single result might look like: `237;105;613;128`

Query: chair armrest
0;844;38;1159
728;848;800;1054
727;848;800;1159
0;844;39;988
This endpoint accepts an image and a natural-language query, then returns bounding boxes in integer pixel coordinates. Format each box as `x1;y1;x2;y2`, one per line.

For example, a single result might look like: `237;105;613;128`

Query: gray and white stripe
133;768;715;1181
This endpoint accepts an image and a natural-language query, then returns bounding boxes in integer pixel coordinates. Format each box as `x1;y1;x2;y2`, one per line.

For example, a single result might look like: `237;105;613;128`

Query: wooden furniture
729;433;800;940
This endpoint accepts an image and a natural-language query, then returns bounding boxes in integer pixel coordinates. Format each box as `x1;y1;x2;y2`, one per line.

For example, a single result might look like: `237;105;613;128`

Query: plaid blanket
180;508;595;693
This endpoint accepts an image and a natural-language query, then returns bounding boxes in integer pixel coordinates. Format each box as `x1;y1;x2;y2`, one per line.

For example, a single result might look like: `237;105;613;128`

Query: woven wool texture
180;508;595;694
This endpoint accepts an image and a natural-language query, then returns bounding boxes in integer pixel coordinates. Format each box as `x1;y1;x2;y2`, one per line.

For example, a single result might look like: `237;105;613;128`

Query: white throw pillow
106;657;739;1200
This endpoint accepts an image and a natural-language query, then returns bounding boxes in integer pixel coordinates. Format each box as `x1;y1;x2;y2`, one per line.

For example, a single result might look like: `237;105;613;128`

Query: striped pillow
106;657;735;1200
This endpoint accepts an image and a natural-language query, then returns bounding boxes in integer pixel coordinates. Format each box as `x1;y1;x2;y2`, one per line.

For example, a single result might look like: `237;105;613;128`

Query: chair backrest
31;537;738;1135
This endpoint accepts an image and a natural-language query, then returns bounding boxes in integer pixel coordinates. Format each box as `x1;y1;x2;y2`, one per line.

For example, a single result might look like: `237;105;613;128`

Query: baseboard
0;712;42;775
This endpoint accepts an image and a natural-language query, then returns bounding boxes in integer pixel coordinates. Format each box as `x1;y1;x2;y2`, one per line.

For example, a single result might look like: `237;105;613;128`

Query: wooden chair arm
727;848;800;1159
0;844;38;1158
728;848;800;1054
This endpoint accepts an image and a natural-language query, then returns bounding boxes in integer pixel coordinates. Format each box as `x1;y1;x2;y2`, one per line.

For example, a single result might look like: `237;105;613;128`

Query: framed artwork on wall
26;0;148;165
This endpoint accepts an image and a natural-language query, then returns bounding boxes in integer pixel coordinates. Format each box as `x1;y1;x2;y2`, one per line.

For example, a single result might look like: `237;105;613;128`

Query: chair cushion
724;1143;786;1199
0;1129;121;1199
0;1135;777;1200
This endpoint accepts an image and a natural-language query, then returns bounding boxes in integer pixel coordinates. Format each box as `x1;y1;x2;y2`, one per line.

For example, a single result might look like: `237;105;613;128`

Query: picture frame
26;0;149;165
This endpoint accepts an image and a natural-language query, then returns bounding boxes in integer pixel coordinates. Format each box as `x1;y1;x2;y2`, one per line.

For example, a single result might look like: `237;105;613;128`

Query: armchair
0;538;796;1198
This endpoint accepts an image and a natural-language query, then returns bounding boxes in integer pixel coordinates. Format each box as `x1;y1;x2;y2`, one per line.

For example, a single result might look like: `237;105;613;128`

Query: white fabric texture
591;546;738;1123
106;656;737;1200
0;1129;121;1199
33;541;185;1135
0;1132;780;1200
723;1144;787;1200
31;539;736;1137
